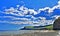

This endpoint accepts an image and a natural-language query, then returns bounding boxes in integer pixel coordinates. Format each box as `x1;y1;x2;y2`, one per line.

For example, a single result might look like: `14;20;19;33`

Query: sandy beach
0;30;59;36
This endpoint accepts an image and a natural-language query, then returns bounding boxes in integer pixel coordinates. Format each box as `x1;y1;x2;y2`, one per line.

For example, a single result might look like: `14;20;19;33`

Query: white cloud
5;8;25;16
16;5;20;8
0;15;54;25
38;0;60;13
1;0;60;26
4;6;38;16
0;18;54;26
38;7;50;12
58;0;60;4
52;15;60;19
5;7;15;12
28;9;38;15
19;6;38;15
39;19;54;26
4;0;60;16
1;16;31;21
39;17;46;20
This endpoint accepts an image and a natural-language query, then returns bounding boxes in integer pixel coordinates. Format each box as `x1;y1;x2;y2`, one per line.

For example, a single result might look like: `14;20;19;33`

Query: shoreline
0;30;58;35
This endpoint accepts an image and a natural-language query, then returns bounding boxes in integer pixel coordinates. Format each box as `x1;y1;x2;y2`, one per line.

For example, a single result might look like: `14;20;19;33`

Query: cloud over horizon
0;0;60;26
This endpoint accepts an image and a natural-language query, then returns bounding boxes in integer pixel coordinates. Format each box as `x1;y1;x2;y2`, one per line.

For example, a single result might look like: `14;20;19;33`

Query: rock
53;17;60;30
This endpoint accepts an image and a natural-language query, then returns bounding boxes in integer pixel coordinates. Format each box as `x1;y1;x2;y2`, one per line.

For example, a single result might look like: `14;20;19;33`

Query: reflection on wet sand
0;30;59;36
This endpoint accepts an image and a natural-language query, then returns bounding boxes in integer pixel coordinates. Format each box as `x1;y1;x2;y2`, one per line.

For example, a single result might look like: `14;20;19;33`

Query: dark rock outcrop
53;17;60;30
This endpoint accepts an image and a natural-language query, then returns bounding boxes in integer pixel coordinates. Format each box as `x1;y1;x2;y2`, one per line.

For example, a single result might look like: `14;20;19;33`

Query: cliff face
53;17;60;30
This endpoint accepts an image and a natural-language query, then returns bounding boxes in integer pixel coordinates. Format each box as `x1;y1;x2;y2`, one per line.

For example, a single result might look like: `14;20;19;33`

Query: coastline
0;30;58;36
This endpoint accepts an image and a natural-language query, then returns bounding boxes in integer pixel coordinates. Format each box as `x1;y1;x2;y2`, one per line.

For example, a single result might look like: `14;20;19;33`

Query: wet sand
0;30;59;36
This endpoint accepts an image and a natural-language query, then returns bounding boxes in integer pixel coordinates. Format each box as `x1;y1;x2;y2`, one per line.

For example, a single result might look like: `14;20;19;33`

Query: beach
0;30;59;36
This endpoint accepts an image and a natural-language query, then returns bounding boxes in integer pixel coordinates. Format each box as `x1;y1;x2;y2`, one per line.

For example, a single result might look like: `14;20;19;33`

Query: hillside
21;24;53;30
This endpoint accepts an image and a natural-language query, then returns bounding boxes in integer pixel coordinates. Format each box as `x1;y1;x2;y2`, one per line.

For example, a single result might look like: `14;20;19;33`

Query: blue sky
0;0;60;30
0;0;59;10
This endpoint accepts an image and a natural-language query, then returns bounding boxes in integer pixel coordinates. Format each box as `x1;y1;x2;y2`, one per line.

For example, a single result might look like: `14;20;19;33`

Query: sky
0;0;60;30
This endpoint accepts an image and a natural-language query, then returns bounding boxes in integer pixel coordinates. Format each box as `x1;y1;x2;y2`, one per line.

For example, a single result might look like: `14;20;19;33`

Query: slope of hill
21;24;53;30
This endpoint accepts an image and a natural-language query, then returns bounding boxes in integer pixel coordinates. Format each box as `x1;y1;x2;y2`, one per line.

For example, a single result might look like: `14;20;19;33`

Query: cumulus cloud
38;0;60;13
4;0;60;16
28;9;38;15
1;0;60;26
4;6;38;16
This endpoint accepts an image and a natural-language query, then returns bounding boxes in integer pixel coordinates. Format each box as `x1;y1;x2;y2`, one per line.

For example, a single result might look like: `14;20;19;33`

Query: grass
24;24;53;30
45;25;53;30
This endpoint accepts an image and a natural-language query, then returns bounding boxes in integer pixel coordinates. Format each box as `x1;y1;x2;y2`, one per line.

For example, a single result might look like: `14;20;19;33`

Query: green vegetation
45;25;53;30
23;24;53;30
